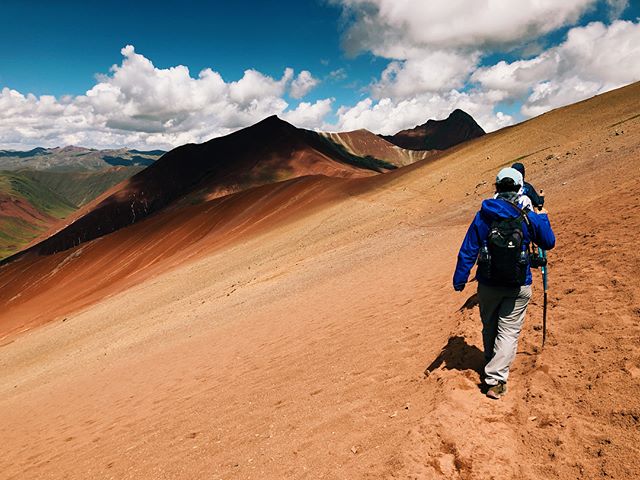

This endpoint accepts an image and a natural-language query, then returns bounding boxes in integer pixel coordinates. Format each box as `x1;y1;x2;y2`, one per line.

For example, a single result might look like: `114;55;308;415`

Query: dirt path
390;143;640;479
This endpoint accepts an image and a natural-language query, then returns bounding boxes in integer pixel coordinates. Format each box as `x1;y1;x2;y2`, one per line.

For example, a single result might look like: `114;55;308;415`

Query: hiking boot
486;382;507;399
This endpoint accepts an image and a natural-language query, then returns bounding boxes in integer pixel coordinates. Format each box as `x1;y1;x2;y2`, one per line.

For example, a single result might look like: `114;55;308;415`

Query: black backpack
478;201;531;286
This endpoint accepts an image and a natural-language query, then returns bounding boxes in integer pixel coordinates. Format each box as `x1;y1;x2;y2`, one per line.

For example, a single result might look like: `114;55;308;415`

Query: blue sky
1;0;639;149
1;1;368;103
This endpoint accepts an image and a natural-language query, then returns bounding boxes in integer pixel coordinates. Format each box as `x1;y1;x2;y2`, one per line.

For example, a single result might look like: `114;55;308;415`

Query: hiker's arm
453;213;483;289
530;213;556;250
527;183;544;208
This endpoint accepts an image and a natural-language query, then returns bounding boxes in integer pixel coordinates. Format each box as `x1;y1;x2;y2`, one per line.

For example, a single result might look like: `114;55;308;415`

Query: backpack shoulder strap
498;198;531;227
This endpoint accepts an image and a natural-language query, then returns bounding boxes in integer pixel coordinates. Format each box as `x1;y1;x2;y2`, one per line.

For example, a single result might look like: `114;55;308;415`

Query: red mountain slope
0;174;360;336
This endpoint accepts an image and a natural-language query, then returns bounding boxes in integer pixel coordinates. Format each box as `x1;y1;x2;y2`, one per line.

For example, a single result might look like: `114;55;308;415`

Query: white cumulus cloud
282;99;334;129
290;71;320;99
472;20;640;117
372;51;481;98
0;45;329;150
335;0;598;57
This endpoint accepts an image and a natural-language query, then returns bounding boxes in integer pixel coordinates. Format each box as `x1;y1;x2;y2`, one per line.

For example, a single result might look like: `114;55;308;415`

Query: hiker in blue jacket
453;167;555;399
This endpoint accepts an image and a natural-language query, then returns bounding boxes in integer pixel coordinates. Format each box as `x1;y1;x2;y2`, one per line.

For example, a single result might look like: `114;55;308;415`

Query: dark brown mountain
2;116;395;260
381;109;485;150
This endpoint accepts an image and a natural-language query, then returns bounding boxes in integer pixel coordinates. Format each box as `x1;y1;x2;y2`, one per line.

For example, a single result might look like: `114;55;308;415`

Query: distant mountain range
0;110;483;260
0;145;164;171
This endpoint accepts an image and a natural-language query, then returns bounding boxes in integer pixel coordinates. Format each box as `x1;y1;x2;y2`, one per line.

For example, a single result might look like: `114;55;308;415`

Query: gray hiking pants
477;283;532;386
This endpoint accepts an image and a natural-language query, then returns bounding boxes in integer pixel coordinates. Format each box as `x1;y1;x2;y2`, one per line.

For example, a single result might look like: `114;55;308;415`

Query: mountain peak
254;114;290;128
449;108;473;119
382;109;485;151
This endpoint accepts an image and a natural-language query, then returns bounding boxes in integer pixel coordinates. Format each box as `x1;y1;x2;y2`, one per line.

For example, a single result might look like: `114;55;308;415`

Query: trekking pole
540;248;548;348
538;189;548;348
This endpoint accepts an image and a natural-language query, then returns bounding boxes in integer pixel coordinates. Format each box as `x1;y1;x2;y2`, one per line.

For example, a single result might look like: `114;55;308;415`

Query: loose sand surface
1;83;639;479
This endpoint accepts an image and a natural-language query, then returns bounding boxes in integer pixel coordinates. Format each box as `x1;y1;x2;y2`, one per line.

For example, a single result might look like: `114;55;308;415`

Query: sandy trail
1;83;639;479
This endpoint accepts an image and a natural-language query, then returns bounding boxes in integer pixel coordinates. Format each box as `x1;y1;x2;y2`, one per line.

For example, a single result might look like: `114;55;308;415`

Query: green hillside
19;167;144;206
0;216;52;259
0;172;76;216
0;171;76;259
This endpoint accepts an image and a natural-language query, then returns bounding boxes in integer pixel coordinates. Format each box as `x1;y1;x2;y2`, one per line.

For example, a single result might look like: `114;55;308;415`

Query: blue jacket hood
480;198;523;222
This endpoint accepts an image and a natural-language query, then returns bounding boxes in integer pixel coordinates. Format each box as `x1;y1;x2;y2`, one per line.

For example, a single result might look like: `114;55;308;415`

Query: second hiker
511;162;544;209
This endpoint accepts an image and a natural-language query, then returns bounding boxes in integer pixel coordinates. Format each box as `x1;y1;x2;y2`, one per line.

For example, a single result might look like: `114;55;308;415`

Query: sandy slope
1;83;639;479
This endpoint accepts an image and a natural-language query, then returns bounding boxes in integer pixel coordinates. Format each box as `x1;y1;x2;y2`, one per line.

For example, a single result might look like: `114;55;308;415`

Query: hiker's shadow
424;336;485;378
422;293;486;391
